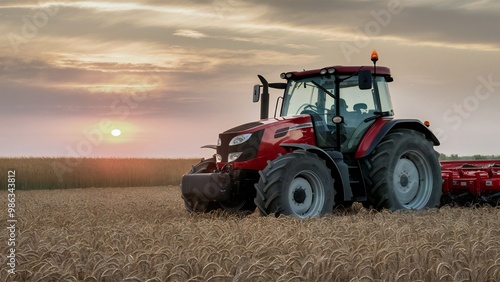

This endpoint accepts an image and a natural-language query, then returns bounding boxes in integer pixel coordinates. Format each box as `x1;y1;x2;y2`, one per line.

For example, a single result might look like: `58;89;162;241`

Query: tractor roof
286;65;391;79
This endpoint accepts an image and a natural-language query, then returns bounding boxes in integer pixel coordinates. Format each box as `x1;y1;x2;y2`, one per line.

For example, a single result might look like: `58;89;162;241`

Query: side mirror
358;70;372;90
253;84;261;102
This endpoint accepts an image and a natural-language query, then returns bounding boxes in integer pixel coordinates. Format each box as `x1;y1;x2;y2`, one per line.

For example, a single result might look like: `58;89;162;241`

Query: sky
1;0;499;158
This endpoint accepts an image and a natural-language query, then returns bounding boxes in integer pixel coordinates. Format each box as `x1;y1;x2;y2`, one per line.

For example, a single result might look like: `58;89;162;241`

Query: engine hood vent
224;122;263;133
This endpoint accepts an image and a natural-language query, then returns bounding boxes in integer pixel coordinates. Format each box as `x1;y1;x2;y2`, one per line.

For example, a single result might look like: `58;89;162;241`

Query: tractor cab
281;66;394;153
278;67;395;153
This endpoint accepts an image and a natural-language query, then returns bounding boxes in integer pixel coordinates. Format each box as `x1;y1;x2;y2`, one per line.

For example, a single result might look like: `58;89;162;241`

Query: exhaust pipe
257;75;269;120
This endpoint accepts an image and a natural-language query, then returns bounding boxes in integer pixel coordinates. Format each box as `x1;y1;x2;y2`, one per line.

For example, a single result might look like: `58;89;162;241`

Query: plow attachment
441;160;500;205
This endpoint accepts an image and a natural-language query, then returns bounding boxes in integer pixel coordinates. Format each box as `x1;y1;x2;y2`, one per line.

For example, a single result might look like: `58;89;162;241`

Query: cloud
173;29;208;39
220;0;500;52
3;0;500;53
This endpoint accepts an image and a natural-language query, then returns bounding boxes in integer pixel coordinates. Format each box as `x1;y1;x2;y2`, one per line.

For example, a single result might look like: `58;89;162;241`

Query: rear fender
355;119;440;159
281;143;353;202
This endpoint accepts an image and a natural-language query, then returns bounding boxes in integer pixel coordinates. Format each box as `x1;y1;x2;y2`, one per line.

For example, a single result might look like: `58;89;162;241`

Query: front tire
254;151;335;218
362;129;442;210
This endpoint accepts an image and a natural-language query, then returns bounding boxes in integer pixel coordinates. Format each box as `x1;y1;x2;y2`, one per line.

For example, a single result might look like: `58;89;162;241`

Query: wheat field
0;158;200;190
1;186;500;281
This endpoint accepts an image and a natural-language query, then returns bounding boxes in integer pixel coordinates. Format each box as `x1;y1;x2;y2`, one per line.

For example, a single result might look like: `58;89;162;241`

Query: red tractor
181;51;497;218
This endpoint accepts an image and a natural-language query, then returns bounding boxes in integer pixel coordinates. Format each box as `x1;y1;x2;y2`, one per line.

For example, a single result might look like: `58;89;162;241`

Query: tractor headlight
217;138;222;146
216;154;222;163
229;133;252;146
228;152;242;162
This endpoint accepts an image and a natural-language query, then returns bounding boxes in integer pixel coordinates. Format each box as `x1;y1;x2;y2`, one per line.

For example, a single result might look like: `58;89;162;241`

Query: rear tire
254;150;335;218
362;129;442;210
181;158;221;213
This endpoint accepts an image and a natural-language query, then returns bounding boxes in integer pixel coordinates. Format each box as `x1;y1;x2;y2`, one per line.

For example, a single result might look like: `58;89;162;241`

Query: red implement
441;160;500;204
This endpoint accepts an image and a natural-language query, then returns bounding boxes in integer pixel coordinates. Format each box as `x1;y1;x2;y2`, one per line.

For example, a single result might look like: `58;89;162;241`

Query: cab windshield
281;75;394;152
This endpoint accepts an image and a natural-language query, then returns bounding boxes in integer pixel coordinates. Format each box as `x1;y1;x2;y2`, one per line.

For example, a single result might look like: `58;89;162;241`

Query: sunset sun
111;129;122;137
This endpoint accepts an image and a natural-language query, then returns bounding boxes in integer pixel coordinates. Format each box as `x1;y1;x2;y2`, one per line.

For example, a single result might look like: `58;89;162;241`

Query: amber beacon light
371;50;379;63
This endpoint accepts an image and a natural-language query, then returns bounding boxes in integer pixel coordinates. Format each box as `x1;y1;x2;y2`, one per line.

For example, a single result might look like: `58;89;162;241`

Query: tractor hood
216;115;317;170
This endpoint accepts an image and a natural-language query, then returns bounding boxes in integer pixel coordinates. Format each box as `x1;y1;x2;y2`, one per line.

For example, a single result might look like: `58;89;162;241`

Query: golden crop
0;158;200;190
1;186;500;281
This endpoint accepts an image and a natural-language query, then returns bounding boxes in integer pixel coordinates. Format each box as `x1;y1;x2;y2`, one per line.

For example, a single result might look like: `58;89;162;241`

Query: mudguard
355;119;440;159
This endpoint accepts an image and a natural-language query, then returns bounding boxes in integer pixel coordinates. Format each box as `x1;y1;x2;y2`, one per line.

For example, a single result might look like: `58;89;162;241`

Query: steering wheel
297;104;319;115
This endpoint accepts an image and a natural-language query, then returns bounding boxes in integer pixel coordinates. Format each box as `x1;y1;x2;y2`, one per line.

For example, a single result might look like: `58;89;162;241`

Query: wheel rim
288;171;325;218
393;150;433;209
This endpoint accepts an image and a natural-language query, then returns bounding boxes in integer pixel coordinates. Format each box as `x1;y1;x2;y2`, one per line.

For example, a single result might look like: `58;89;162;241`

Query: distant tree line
439;153;500;161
